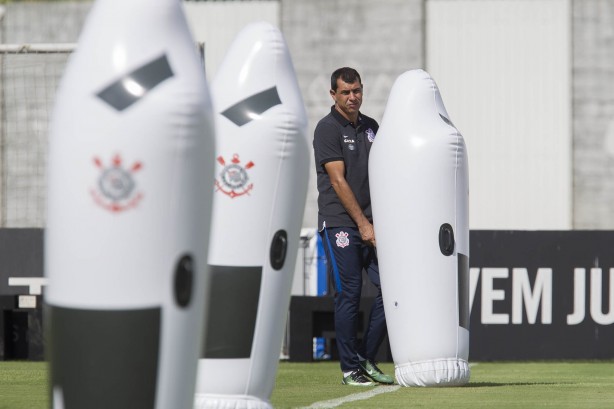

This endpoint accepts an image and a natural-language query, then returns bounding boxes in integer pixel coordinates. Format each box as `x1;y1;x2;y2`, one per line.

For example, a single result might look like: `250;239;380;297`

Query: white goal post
0;43;76;54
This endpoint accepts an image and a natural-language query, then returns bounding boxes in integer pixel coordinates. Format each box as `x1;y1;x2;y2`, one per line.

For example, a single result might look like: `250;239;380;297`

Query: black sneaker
342;368;375;386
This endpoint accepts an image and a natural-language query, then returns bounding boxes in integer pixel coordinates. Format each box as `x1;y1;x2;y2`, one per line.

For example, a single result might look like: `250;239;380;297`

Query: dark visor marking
202;265;262;358
97;54;174;111
439;113;456;129
221;86;282;126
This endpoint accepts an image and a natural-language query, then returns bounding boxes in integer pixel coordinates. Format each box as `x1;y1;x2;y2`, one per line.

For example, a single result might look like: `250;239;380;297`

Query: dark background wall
0;229;44;360
469;230;614;360
0;228;43;295
4;229;611;361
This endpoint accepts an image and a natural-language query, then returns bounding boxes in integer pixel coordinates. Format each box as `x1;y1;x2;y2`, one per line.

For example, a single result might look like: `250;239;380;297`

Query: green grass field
1;360;613;408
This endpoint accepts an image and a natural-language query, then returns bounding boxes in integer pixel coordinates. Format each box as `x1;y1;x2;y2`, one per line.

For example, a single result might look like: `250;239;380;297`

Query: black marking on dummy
48;305;160;409
458;253;470;330
174;254;194;308
203;266;262;358
439;113;456;129
97;54;174;111
221;86;281;126
439;223;455;256
270;230;288;270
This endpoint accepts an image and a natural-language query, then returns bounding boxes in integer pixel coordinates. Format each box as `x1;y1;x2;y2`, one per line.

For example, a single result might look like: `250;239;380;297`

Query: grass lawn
0;361;48;409
2;360;614;408
271;361;614;408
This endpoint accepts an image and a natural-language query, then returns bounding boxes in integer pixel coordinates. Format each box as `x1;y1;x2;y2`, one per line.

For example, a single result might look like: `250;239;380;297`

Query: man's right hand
324;160;376;247
358;222;376;248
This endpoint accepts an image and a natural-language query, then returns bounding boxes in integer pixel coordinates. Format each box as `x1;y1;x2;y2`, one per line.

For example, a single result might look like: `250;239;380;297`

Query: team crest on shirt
91;154;143;213
366;128;376;142
336;231;350;248
215;153;255;198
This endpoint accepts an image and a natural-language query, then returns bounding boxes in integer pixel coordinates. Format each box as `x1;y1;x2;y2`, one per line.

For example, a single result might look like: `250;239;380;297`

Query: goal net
0;44;75;228
0;41;205;228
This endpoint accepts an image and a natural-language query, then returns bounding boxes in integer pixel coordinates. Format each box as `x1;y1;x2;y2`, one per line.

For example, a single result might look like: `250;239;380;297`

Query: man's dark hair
331;67;362;91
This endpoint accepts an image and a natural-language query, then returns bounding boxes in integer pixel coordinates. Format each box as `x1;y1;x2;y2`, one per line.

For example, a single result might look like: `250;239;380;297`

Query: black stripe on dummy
439;113;457;129
221;86;281;126
458;253;470;330
202;266;262;358
97;54;174;111
47;305;160;409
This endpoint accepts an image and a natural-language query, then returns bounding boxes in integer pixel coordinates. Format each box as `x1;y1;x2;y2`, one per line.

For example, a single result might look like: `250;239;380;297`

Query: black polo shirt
313;106;379;230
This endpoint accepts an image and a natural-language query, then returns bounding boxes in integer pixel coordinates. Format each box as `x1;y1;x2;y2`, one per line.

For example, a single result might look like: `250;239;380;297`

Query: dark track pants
320;226;387;372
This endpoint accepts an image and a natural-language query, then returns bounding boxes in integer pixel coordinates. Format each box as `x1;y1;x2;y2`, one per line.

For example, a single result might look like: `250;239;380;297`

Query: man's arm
324;160;376;247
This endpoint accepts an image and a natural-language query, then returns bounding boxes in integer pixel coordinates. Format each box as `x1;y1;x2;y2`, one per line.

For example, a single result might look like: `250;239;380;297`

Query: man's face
330;79;363;120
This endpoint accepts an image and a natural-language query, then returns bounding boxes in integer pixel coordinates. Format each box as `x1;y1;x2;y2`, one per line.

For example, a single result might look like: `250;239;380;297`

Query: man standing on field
312;67;394;386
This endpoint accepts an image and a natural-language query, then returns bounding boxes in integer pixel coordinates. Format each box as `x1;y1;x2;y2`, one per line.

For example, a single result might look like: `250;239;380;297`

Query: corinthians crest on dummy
91;154;144;212
215;154;255;198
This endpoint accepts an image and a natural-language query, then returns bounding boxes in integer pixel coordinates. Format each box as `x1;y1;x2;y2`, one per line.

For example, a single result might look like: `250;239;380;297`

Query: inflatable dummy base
395;358;470;387
194;394;272;409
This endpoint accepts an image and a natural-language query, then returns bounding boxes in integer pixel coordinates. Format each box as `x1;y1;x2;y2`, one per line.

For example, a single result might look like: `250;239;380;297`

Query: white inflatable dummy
369;69;470;387
194;22;309;409
45;0;215;408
